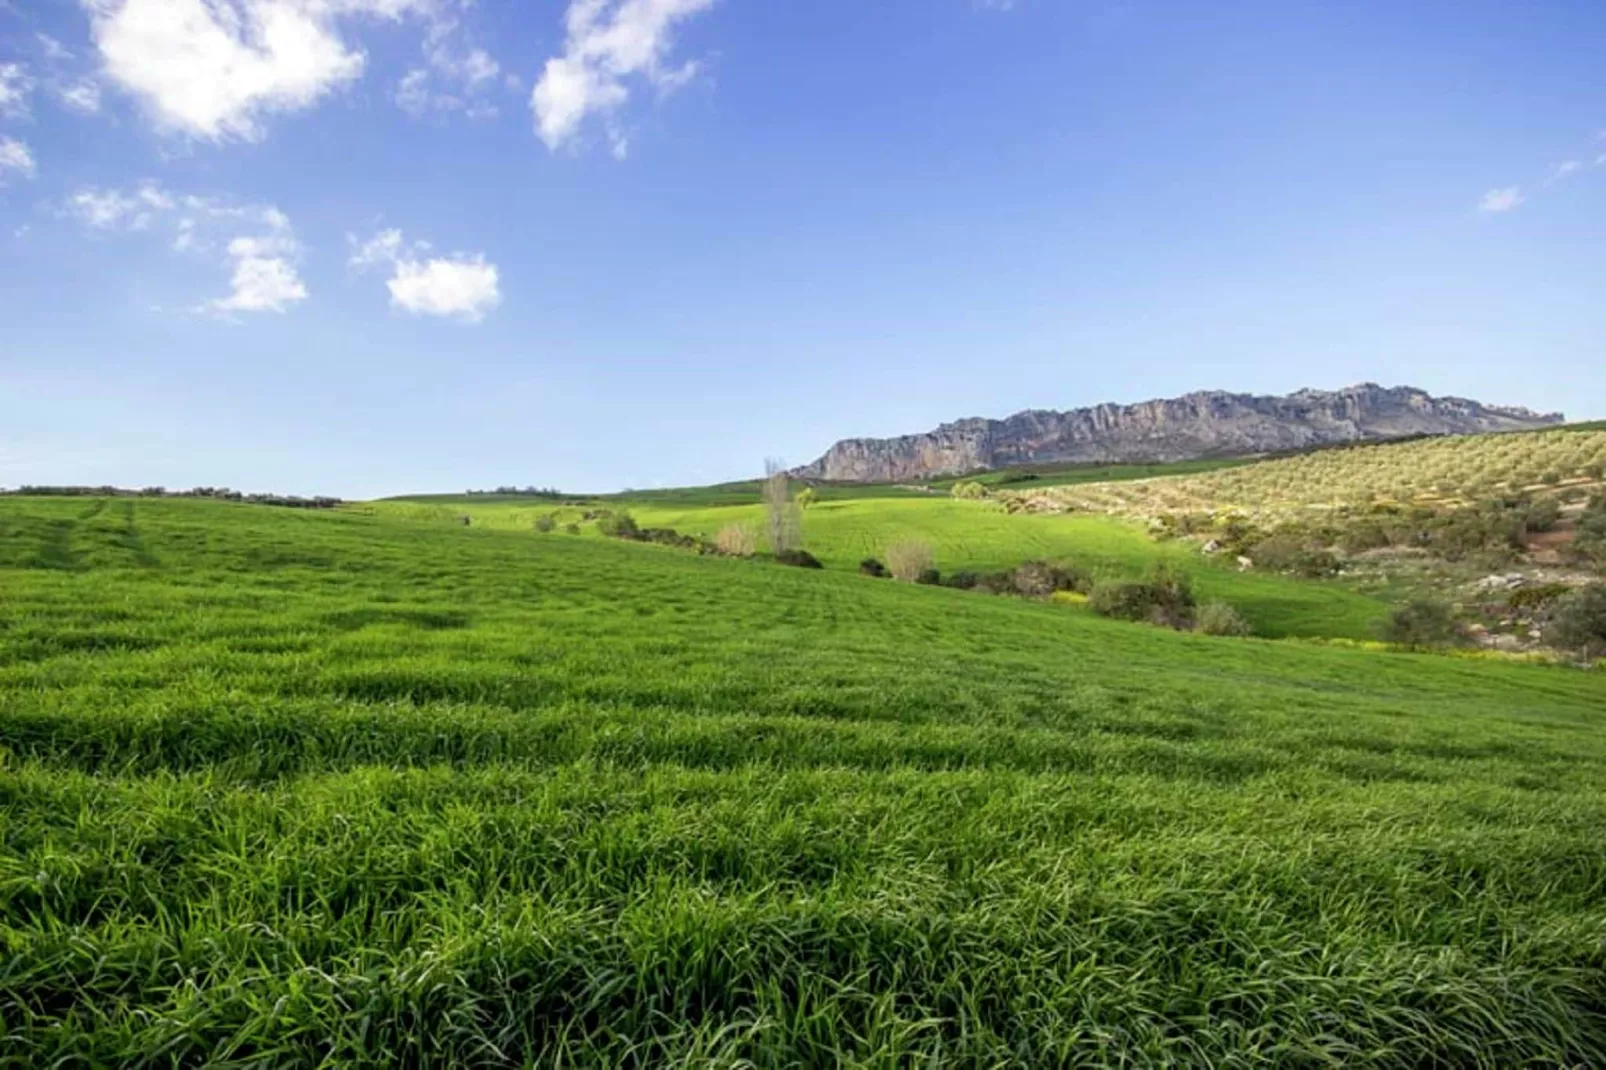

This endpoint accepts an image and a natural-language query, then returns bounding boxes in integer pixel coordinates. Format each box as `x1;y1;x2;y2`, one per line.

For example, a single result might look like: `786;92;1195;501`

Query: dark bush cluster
1244;534;1340;578
942;561;1089;597
859;558;889;578
595;511;639;539
599;512;730;555
1088;565;1197;630
1507;584;1572;612
1545;585;1606;660
1380;598;1464;650
775;549;824;569
1010;560;1091;597
1573;495;1606;568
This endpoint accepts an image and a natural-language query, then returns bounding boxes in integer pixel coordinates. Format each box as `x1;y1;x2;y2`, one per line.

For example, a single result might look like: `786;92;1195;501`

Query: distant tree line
4;486;342;509
465;486;567;499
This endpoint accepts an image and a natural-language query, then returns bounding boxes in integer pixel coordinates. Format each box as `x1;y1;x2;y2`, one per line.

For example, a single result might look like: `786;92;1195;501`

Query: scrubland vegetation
4;436;1606;1065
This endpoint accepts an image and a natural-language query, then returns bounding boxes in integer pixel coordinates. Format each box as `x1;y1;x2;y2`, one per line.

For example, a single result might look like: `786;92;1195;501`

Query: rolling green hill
372;496;1388;640
2;494;1605;1065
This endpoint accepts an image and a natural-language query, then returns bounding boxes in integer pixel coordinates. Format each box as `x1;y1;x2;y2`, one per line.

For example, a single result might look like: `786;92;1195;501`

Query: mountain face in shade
792;384;1565;483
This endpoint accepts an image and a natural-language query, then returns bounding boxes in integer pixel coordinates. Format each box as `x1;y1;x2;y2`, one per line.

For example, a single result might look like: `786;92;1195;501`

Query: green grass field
377;496;1388;641
3;495;1605;1066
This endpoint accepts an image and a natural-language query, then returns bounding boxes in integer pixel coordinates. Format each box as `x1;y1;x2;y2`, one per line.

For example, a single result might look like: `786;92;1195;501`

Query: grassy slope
378;496;1387;640
2;496;1605;1065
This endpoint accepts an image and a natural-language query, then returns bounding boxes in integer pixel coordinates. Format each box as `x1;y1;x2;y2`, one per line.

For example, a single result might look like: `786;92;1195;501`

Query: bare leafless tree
885;540;934;582
763;459;802;554
715;523;758;556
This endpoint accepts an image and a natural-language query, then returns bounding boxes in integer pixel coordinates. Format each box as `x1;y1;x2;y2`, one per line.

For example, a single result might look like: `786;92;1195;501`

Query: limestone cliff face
792;384;1564;483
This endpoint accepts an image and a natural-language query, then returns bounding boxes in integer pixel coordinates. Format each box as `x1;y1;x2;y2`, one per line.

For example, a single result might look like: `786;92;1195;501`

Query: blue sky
1;0;1603;497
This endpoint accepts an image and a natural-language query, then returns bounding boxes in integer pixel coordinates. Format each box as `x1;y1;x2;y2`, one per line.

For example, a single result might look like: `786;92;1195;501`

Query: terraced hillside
2;494;1605;1065
1013;428;1606;522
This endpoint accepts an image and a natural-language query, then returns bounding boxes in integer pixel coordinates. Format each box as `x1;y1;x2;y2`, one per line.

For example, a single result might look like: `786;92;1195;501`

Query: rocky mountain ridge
792;384;1564;483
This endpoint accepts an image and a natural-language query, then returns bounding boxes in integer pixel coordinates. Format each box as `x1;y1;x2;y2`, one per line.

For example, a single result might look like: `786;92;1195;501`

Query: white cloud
0;62;33;118
58;80;102;114
387;256;499;320
64;182;307;314
83;0;442;140
0;137;35;180
531;0;715;154
213;240;307;313
349;226;500;322
1477;187;1524;214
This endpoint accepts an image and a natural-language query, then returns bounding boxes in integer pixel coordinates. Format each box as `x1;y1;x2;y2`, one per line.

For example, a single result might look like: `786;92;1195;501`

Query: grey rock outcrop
793;384;1563;483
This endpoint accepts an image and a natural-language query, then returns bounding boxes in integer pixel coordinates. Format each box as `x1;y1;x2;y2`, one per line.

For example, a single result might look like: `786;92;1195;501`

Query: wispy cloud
0;137;35;181
0;62;33;119
64;182;308;314
1476;187;1524;214
1477;129;1606;214
36;34;73;62
531;0;715;157
1544;160;1582;186
394;18;504;120
57;79;102;114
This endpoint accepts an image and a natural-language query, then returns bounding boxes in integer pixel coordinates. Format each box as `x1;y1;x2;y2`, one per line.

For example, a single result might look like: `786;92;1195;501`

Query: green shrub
775;548;824;569
1196;602;1253;637
858;557;889;578
597;511;639;538
1574;499;1606;567
944;570;980;590
1520;498;1562;534
916;568;942;586
1380;599;1463;650
1546;585;1606;660
534;513;557;534
1337;521;1392;555
1247;534;1340;577
563;523;581;535
1506;584;1571;612
972;571;1017;595
951;481;987;500
1090;566;1196;629
795;487;818;509
1011;560;1089;598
